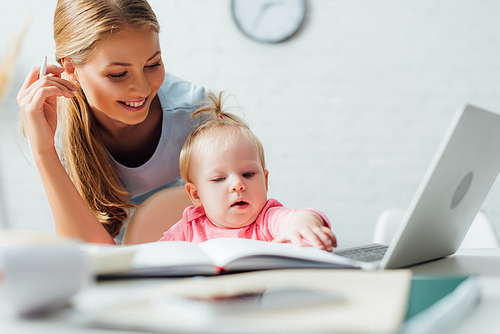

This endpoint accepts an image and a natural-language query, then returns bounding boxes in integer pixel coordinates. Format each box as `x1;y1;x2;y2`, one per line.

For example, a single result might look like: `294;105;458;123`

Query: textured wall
1;1;500;246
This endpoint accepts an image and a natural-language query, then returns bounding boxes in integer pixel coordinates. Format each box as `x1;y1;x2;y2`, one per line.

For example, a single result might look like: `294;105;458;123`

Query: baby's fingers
289;232;304;248
272;233;303;247
315;226;337;249
271;235;286;243
299;228;331;251
322;227;337;248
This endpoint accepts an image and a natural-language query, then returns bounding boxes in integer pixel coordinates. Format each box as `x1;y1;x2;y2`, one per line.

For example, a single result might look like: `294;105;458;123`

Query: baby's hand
272;211;337;251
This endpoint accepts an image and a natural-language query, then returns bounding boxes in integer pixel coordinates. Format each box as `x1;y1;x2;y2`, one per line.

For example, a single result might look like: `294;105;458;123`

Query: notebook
334;104;500;270
402;275;480;334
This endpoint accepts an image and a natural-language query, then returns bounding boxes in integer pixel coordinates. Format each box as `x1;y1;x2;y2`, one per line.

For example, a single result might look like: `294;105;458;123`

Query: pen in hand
39;56;47;78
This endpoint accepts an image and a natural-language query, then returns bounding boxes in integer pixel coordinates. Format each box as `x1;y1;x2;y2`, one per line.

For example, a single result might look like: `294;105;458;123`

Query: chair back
122;186;193;245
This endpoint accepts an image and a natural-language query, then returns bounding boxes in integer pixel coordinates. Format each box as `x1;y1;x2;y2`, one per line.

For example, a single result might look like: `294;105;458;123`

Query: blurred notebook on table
402;275;480;334
93;269;413;333
92;271;480;334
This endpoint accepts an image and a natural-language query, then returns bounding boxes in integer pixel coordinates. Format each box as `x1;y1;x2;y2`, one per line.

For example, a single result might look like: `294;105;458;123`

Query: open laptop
334;104;500;270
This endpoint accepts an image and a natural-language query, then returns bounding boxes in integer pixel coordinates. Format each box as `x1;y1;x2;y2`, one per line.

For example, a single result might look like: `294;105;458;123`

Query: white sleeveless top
111;73;205;205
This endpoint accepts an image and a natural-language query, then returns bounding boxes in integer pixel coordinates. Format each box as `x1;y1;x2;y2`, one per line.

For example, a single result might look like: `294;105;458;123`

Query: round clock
231;0;307;44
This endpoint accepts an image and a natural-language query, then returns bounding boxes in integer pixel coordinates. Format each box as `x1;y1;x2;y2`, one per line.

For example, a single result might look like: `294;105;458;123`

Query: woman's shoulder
158;72;206;110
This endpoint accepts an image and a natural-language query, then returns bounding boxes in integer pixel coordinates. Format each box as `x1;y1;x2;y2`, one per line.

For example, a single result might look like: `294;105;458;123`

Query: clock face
231;0;307;44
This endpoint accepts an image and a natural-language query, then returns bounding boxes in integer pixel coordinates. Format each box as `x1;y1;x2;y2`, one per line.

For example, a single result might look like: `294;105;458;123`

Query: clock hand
252;1;280;29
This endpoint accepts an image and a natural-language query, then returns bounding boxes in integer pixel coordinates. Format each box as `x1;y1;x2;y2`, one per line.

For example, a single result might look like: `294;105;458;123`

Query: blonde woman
17;0;204;244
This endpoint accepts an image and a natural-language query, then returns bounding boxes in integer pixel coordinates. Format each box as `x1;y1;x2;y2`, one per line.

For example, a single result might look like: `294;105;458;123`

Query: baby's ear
264;169;269;192
185;182;202;206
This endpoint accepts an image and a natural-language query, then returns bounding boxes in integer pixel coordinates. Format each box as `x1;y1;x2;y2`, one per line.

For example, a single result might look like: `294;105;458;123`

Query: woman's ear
61;58;79;84
185;182;202;207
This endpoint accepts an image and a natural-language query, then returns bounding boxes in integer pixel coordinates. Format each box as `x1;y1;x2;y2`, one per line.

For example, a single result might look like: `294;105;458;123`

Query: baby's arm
272;210;337;251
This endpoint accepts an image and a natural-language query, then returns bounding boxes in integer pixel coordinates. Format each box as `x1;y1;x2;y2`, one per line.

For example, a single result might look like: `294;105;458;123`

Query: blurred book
92;270;479;333
78;243;136;275
402;275;480;334
0;230;136;276
92;269;413;333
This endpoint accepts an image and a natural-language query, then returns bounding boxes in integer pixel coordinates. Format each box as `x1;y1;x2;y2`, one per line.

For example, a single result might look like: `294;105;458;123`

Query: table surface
1;248;500;334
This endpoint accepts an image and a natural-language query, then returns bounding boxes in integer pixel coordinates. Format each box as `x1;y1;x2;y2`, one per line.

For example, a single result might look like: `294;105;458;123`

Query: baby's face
191;136;268;229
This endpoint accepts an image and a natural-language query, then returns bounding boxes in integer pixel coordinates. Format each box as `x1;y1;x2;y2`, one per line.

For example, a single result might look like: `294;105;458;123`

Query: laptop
334;104;500;270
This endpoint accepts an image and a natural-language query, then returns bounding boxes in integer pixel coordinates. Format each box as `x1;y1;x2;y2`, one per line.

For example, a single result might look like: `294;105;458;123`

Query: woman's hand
272;211;337;251
17;64;78;156
15;63;115;244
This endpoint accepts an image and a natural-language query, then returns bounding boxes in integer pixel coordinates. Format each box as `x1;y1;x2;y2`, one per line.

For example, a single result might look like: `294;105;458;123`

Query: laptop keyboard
335;244;389;262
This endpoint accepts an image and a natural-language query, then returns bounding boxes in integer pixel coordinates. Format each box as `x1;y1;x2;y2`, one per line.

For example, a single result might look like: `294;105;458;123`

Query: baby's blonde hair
180;92;266;183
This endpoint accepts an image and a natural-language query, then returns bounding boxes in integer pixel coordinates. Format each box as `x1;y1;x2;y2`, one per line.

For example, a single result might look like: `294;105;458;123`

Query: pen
39;56;47;78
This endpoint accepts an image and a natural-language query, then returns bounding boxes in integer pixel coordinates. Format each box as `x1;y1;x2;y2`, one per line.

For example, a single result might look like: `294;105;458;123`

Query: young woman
17;0;204;244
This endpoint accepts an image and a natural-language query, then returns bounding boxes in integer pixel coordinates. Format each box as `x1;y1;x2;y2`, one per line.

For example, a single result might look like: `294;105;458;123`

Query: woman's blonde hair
54;0;160;237
180;91;266;183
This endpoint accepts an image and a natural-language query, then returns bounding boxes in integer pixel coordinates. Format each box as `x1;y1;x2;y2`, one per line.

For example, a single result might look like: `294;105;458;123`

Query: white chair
122;186;193;245
373;208;499;248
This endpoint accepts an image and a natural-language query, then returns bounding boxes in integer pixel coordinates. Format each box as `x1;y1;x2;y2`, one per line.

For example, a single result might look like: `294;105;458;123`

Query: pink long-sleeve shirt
158;199;330;244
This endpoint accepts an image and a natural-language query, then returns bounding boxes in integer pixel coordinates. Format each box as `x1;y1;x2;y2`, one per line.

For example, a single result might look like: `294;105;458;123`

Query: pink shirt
158;199;330;244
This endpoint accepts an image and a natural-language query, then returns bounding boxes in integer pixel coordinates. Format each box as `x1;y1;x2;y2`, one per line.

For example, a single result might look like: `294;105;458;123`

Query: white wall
1;0;500;246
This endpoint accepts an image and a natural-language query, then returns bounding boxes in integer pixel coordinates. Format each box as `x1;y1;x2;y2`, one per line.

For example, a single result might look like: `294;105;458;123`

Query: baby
158;92;336;251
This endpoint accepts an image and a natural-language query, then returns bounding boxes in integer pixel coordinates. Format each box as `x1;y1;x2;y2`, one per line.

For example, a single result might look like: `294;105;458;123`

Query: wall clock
231;0;307;44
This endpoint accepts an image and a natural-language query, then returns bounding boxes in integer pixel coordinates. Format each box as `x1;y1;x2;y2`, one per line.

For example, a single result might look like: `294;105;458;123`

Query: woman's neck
97;95;163;167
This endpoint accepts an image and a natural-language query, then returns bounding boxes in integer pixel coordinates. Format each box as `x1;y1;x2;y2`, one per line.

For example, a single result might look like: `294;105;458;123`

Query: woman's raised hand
17;64;78;157
16;63;114;244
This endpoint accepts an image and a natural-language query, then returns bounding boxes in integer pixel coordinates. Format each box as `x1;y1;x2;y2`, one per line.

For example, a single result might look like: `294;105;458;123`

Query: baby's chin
208;218;254;229
211;222;248;229
207;211;261;229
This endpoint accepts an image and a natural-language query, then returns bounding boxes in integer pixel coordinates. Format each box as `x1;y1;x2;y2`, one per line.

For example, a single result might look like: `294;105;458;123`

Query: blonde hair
54;0;160;237
180;91;266;183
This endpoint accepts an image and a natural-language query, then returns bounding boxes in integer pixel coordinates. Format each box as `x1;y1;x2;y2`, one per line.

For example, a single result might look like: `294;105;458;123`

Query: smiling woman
62;28;166;168
16;0;205;244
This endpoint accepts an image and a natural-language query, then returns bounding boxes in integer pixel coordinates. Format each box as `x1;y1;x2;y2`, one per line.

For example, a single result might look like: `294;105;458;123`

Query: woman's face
72;28;165;130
